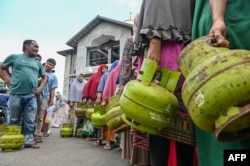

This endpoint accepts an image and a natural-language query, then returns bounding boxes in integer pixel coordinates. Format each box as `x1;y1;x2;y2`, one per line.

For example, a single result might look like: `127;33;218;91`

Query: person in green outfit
192;0;250;165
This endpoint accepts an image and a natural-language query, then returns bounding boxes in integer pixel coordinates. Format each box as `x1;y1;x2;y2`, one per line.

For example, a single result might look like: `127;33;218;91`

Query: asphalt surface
0;127;130;166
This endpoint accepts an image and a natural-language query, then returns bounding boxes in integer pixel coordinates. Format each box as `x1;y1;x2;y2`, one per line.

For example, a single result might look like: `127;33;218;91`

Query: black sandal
24;143;40;149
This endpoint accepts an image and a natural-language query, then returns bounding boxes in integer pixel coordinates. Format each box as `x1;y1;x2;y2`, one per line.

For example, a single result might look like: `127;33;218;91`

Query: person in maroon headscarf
82;64;108;140
82;64;108;103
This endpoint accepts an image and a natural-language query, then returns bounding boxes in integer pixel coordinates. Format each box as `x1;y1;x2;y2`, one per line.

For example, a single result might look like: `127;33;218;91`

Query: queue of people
0;39;62;149
72;1;250;166
1;0;250;166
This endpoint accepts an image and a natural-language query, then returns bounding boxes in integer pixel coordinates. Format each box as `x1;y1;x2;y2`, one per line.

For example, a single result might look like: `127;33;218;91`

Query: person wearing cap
34;58;58;141
0;39;47;149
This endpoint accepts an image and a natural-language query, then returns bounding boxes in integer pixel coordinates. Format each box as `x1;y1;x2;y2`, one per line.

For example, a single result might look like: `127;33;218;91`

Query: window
87;40;120;67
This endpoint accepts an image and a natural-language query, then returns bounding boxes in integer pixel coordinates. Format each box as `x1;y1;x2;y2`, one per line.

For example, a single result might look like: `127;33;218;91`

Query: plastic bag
45;105;55;124
82;119;94;136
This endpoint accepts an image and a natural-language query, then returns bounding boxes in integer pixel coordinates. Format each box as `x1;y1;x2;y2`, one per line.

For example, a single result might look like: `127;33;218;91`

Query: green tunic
192;0;250;49
192;0;250;166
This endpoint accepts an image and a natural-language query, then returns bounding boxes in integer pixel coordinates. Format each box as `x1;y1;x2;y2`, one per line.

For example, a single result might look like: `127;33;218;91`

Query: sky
0;0;141;96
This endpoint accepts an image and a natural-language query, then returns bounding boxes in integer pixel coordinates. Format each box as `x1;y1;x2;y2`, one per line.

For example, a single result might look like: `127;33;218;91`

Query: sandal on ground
93;140;102;146
85;137;92;141
24;143;40;149
36;139;43;143
43;133;49;137
103;145;111;150
34;136;43;143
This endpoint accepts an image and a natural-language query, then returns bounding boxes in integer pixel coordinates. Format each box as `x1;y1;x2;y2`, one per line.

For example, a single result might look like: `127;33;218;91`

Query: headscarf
55;92;63;110
97;60;119;93
82;64;108;101
68;74;87;102
102;61;122;101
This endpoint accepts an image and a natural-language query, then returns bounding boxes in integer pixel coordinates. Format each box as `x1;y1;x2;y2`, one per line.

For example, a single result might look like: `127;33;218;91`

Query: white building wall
62;21;131;99
75;22;131;74
63;52;77;99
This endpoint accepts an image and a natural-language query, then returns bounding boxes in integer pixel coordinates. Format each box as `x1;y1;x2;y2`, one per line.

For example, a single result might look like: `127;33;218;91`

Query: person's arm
210;0;227;22
48;87;56;106
209;0;230;47
95;92;102;104
147;38;162;64
35;75;48;95
0;64;10;87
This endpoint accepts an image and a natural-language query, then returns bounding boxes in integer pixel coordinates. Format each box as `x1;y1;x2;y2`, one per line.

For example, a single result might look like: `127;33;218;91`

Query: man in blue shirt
34;58;58;142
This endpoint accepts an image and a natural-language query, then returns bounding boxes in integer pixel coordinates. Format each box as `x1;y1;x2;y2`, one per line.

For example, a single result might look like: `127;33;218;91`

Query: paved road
0;127;130;166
